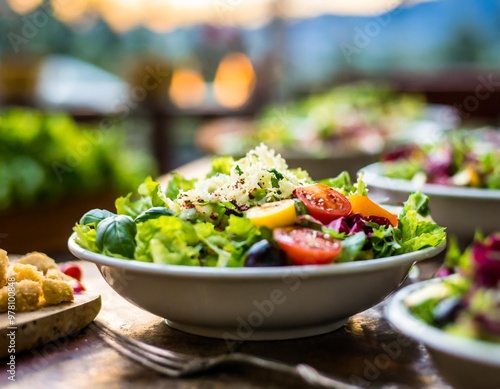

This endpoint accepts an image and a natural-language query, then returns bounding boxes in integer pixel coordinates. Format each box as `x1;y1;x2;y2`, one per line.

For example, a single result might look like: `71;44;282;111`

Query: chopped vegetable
348;194;398;227
244;240;287;267
273;227;342;265
246;199;297;229
293;183;352;224
59;262;82;281
397;192;446;253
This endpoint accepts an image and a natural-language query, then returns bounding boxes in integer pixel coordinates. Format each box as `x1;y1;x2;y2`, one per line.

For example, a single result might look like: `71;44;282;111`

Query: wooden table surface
3;257;453;389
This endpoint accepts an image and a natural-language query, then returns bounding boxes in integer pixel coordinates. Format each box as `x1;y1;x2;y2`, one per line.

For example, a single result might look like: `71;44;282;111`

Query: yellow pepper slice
246;199;297;229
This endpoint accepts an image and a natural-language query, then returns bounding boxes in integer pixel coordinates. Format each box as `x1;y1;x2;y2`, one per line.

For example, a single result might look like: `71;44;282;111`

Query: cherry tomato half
273;227;342;265
293;184;352;224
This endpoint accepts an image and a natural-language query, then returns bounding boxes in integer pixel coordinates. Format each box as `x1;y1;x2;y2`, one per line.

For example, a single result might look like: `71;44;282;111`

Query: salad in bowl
380;128;500;189
386;234;500;388
361;129;500;243
73;144;445;268
409;233;500;342
198;82;430;158
68;145;446;339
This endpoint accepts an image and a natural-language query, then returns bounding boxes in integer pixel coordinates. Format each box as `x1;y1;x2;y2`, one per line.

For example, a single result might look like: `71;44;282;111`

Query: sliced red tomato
293;183;352;224
273;227;342;265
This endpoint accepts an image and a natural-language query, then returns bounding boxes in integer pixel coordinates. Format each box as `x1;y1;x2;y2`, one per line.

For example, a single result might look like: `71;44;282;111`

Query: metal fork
91;321;360;389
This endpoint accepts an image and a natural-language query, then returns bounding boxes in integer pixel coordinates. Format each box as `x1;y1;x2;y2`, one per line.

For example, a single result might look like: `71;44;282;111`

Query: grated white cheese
177;144;310;208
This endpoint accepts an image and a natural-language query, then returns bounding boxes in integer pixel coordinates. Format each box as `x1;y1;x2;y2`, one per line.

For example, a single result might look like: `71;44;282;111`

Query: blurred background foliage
0;108;157;211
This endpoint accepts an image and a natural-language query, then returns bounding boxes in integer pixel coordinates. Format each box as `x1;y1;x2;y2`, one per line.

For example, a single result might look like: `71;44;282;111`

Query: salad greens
381;129;500;189
74;145;445;267
408;234;500;343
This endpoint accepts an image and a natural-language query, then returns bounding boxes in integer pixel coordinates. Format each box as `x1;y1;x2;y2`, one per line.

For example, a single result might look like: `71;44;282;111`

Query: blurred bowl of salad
196;82;457;179
69;145;445;340
0;108;157;253
385;234;500;389
360;129;500;243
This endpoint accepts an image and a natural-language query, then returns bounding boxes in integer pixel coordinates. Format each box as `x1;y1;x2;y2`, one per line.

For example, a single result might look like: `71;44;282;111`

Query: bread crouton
0;248;81;312
0;286;8;312
46;268;74;282
0;249;8;288
18;251;58;275
8;263;43;283
0;280;43;312
42;278;74;305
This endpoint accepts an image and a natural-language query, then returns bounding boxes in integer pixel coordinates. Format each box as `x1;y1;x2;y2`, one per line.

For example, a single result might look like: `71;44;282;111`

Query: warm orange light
52;0;90;24
95;0;143;33
168;68;206;109
143;0;179;33
213;53;255;109
7;0;43;14
5;0;412;31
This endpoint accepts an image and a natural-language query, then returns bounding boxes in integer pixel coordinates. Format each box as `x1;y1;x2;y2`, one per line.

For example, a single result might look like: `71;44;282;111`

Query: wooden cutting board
0;292;101;358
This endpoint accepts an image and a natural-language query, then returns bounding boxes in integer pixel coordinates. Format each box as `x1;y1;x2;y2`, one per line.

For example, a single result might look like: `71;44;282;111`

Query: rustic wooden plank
0;292;101;358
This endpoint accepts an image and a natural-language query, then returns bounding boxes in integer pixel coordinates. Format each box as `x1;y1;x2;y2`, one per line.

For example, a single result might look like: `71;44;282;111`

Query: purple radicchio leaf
475;314;500;336
426;145;453;183
472;233;500;288
326;213;390;236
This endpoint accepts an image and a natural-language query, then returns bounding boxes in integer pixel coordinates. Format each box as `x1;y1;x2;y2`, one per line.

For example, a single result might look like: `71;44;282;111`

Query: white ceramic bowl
385;278;500;389
68;233;444;341
360;162;500;243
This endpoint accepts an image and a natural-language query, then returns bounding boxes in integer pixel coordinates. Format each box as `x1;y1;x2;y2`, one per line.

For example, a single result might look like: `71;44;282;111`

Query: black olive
244;240;287;267
432;297;464;327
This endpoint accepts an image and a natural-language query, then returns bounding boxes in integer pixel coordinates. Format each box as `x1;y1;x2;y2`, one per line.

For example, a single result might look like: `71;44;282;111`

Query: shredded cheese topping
177;144;309;208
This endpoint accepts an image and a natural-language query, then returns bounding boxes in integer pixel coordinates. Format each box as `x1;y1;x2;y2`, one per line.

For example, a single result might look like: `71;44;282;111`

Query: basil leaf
135;207;174;223
79;209;116;226
96;215;137;258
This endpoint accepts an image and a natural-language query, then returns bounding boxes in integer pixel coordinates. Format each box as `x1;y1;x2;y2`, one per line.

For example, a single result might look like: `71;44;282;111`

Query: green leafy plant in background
0;108;157;211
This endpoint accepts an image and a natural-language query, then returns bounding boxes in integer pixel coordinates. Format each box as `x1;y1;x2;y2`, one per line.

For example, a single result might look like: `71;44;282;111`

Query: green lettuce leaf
134;216;200;265
195;215;261;267
73;224;98;253
207;156;234;177
398;209;446;253
382;160;422;181
320;171;352;192
401;191;430;217
337;232;367;262
370;224;402;258
395;191;446;254
164;172;196;200
115;177;164;218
